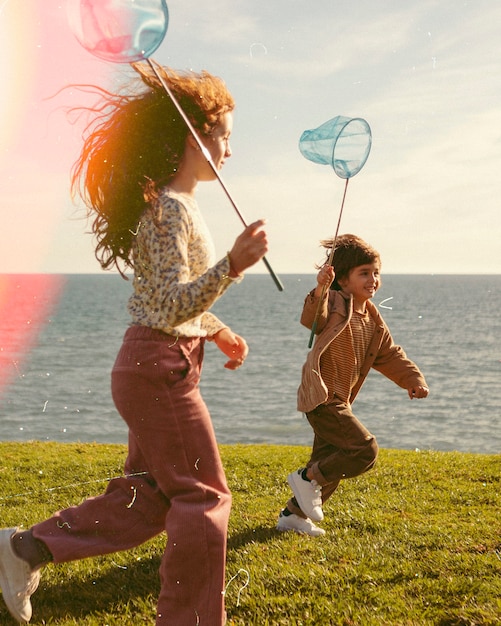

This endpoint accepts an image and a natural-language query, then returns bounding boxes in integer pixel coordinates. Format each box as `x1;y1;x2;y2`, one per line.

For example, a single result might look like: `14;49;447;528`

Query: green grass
0;442;500;625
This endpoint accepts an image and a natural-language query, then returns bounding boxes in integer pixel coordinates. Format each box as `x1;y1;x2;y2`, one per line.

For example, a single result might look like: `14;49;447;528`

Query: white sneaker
287;469;324;522
0;527;41;623
276;512;325;537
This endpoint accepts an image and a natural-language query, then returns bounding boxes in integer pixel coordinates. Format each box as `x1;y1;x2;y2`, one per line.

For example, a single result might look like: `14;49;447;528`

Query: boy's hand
408;385;429;399
314;265;335;297
212;328;249;370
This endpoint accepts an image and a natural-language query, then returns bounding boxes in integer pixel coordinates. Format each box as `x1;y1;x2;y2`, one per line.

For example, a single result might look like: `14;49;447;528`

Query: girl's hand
212;328;249;370
408;385;429;399
314;264;335;297
227;219;268;276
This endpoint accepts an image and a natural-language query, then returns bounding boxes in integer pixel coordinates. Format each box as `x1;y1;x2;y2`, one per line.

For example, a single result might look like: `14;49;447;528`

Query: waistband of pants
123;324;202;345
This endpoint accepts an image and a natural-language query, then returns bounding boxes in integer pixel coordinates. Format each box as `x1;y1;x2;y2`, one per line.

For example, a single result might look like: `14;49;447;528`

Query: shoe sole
276;521;325;538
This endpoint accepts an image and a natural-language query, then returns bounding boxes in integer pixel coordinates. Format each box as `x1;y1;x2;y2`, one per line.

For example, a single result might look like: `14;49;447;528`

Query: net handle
146;60;284;292
307;178;349;348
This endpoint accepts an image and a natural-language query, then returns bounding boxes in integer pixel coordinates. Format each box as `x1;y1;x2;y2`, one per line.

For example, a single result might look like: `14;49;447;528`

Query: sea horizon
0;273;500;454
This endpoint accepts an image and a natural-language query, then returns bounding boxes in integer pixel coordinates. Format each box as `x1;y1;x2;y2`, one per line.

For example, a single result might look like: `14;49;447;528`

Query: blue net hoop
299;115;372;178
67;0;169;63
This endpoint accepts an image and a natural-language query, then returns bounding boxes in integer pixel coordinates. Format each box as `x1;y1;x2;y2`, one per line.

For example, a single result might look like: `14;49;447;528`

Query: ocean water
0;273;500;454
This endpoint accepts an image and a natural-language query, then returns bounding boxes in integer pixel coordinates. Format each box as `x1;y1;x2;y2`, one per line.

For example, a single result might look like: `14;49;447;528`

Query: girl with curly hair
0;63;268;625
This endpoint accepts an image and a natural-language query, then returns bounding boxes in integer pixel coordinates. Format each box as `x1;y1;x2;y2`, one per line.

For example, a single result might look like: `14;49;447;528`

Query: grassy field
0;441;499;625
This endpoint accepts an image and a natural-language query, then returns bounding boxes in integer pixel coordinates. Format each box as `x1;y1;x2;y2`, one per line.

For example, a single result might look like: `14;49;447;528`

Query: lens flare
0;275;65;397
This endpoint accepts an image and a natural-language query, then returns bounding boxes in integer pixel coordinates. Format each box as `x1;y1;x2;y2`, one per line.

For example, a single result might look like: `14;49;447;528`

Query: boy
277;234;429;536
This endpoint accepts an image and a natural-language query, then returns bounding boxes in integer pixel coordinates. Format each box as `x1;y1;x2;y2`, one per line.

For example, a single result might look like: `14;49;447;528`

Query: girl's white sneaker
0;527;41;623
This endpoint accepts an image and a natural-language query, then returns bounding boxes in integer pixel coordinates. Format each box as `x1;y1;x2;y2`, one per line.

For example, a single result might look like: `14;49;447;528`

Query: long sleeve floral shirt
127;189;239;337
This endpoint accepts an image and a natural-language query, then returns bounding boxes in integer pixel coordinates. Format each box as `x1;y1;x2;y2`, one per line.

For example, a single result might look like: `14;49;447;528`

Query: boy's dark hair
319;234;381;290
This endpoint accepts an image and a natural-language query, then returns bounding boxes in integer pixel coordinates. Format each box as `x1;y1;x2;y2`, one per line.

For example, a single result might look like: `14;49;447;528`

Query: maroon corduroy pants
32;325;231;625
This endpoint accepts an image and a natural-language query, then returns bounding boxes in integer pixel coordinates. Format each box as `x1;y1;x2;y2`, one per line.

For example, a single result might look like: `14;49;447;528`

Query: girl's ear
186;134;200;151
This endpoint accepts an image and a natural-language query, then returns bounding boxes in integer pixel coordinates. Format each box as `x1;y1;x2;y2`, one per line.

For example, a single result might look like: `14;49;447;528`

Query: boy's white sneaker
276;512;325;537
0;527;41;623
287;469;324;522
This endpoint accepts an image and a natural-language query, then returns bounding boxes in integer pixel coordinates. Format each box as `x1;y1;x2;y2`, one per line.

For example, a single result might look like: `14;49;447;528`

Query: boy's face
338;262;381;306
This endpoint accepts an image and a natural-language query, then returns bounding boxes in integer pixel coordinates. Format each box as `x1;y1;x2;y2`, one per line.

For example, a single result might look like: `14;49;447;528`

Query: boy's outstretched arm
408;385;429;399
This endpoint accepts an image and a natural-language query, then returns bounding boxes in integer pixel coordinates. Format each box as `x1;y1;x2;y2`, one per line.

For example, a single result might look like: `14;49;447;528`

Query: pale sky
1;0;500;275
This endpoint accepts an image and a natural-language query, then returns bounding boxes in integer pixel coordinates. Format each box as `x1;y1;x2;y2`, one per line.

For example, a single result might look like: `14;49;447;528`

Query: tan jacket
297;289;428;413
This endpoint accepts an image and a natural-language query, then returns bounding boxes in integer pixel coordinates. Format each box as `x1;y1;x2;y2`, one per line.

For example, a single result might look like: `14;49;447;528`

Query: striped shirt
319;308;376;403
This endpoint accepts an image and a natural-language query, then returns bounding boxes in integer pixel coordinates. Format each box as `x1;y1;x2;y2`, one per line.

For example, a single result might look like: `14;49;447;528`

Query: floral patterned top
127;189;239;337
